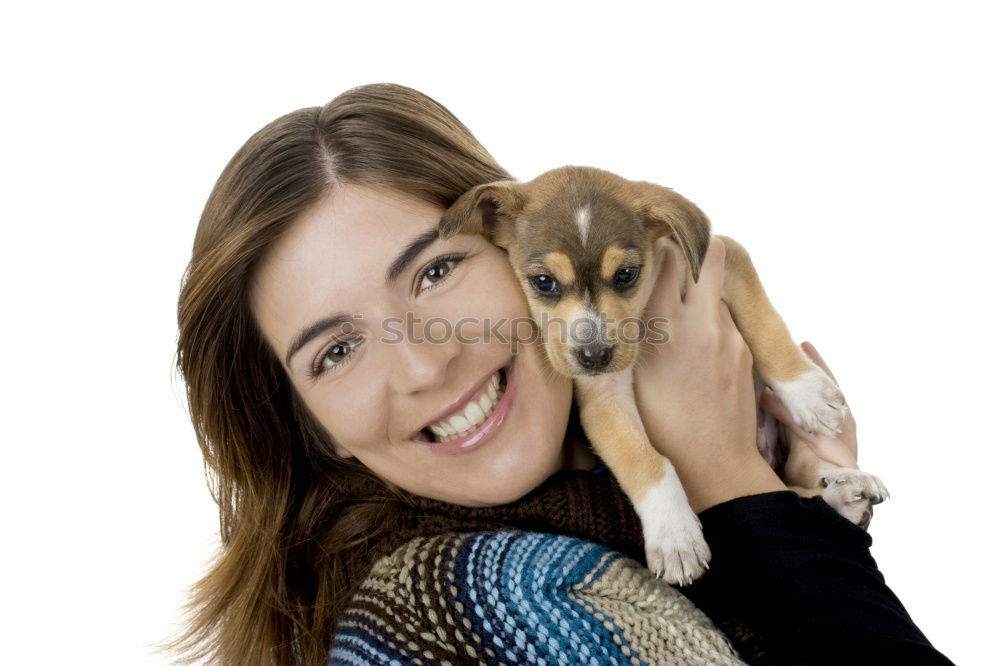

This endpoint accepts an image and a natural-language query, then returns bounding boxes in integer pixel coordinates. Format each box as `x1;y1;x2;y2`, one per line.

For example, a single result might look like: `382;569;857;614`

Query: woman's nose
388;320;462;394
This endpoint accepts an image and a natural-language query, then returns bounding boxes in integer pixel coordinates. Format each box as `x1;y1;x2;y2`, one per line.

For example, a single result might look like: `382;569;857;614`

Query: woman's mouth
408;357;515;454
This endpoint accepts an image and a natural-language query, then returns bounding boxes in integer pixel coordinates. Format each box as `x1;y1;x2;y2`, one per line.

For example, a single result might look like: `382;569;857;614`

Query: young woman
171;83;952;665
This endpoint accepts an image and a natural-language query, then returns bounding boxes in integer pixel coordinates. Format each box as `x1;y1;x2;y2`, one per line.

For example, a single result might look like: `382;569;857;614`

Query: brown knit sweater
376;465;647;564
328;466;745;665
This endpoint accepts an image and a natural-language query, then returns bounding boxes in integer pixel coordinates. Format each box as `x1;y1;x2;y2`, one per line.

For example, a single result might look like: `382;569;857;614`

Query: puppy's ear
439;181;525;249
632;181;712;282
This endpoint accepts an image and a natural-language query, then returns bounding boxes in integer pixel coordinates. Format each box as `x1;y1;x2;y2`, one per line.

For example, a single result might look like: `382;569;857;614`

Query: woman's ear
630;181;712;283
438;180;526;249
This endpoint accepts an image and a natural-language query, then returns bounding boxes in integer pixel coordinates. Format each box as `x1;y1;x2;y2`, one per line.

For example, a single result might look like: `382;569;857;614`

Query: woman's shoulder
330;529;744;665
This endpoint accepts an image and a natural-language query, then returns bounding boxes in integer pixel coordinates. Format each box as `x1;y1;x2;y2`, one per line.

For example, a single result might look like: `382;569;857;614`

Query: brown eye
425;261;451;282
614;266;640;289
327;343;350;361
416;254;465;295
310;337;361;378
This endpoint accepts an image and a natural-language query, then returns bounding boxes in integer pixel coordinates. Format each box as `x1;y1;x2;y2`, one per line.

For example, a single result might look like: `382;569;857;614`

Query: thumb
800;341;842;389
687;236;727;312
760;387;796;429
645;240;684;316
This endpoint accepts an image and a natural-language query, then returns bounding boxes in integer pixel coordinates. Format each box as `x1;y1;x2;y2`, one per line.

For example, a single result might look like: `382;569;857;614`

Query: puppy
438;165;888;585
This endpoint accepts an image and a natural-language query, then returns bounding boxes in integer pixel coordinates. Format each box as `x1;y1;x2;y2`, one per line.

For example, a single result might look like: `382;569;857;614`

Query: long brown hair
168;83;512;666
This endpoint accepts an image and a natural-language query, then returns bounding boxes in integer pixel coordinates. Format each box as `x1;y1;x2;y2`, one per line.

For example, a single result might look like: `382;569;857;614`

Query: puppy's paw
771;367;847;437
635;461;711;585
643;512;712;586
821;468;890;529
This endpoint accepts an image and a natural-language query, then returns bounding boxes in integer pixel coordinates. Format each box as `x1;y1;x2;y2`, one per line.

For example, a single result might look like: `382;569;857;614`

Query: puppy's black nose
576;344;614;371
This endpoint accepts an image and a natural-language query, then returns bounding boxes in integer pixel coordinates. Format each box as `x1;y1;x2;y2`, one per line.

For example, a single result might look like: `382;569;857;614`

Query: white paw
635;462;711;585
771;366;847;437
643;511;712;586
821;468;890;529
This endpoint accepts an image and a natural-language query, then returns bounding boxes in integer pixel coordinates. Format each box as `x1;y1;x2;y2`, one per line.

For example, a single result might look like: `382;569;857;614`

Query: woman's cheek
474;250;532;321
310;366;389;458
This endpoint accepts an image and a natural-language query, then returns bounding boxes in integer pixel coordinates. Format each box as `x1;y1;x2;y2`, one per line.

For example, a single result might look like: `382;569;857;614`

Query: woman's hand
759;342;860;469
634;237;786;513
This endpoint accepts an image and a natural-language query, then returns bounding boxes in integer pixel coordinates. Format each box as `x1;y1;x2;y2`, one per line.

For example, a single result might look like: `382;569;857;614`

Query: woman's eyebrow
285;313;355;368
384;227;440;287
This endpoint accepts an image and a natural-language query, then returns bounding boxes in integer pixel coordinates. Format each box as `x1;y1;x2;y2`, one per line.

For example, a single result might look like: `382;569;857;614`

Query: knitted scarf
329;467;746;665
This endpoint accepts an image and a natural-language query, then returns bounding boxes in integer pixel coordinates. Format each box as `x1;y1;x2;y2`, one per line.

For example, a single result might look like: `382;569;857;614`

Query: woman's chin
438;445;566;507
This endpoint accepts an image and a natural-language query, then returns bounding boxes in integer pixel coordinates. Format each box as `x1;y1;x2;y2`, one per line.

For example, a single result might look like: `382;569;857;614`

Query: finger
645;241;684;315
762;388;859;467
802;342;852;412
717;300;741;337
687;236;726;314
759;388;797;429
800;341;839;385
807;439;859;469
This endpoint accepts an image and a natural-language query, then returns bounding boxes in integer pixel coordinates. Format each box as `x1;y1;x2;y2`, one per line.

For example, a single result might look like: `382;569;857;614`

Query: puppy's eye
614;266;641;288
529;274;560;296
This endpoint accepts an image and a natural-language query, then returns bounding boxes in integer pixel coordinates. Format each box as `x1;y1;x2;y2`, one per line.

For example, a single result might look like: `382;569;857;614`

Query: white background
3;1;997;664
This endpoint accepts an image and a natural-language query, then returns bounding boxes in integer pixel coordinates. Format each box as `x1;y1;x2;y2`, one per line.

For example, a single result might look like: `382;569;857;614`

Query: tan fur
542;252;576;286
716;235;814;382
544;295;587;376
595;288;639;369
439;166;886;582
784;433;837;490
599;246;630;281
575;377;666;499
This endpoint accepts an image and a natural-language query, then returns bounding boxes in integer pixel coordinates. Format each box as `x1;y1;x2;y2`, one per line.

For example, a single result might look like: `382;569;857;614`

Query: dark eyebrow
285;313;354;368
385;227;441;287
285;227;442;369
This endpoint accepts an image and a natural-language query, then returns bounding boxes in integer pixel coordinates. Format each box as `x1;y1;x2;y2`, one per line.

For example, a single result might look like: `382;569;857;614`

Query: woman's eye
310;337;361;378
416;255;464;294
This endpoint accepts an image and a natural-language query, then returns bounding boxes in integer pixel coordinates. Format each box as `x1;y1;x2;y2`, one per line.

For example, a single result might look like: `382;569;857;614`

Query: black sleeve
678;490;954;666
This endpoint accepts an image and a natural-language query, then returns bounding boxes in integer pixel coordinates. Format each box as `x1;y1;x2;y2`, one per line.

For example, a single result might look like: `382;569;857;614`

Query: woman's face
250;183;585;506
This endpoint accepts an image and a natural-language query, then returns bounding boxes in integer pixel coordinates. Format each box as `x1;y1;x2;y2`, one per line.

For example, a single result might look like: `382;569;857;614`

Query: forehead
517;190;645;266
249;184;441;348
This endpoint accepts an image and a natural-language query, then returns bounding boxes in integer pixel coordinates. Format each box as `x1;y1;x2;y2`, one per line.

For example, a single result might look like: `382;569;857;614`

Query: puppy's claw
821;468;890;526
771;367;848;438
643;516;712;586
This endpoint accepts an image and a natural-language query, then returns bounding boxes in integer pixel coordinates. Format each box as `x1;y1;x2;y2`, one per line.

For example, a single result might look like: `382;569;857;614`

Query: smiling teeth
427;370;505;443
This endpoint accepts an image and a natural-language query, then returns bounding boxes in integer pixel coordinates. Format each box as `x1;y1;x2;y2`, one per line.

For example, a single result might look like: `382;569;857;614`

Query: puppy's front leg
575;368;711;585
